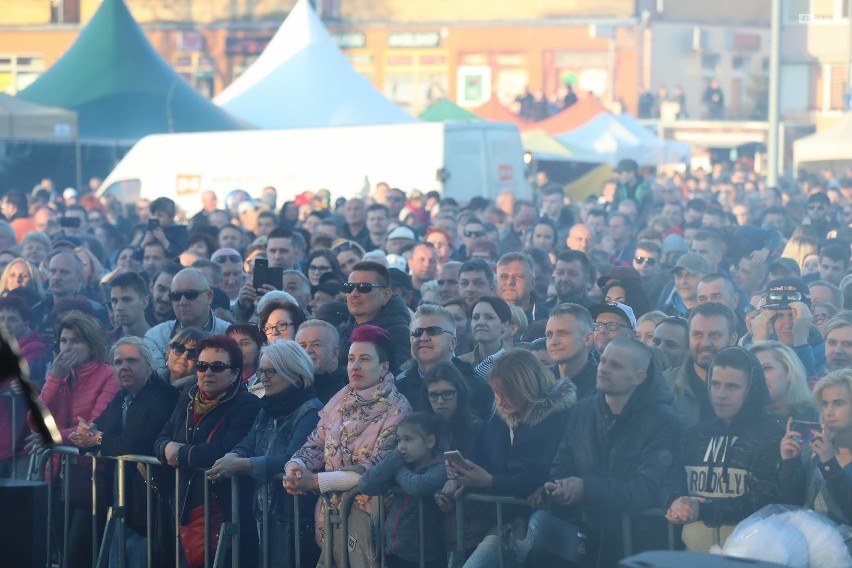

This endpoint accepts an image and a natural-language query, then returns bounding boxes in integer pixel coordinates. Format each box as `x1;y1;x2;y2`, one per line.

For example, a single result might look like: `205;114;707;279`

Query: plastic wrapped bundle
780;509;852;568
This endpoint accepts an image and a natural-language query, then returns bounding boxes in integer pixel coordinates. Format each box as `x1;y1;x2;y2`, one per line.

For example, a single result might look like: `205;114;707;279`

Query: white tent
614;113;691;165
794;113;852;166
214;0;413;128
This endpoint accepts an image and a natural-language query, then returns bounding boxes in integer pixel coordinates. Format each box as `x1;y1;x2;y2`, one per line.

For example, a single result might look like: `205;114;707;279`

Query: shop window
50;0;80;24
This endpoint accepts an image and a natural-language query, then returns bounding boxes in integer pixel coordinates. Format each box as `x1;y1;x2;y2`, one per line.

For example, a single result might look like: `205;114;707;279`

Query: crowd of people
0;162;851;567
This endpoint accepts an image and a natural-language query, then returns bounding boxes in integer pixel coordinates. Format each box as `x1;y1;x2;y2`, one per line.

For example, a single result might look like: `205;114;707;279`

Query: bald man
144;267;231;374
566;224;594;253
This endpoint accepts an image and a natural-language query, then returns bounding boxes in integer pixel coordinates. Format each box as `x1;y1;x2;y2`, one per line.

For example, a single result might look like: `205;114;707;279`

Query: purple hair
351;325;395;371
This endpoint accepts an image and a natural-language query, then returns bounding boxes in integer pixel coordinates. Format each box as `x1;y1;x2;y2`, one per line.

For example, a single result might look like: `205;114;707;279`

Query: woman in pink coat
284;325;411;568
27;310;120;568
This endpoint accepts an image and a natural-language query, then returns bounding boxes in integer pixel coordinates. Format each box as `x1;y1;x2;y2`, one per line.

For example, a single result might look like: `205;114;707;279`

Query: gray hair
282;269;311;293
296;319;340;346
110;337;154;374
256;290;298;314
259;340;315;389
413;303;456;335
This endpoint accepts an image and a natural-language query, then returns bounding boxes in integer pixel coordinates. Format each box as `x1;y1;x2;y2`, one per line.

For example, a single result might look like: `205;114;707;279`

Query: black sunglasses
411;326;454;338
170;343;198;360
213;254;241;264
169;289;206;302
196;361;235;373
464;230;485;238
634;256;656;266
343;282;386;294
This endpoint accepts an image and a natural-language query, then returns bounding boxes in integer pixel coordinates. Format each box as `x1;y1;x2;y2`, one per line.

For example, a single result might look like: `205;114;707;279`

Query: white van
98;121;531;215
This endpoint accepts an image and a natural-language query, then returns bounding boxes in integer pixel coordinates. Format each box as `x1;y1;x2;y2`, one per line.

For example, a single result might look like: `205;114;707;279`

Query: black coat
549;363;681;566
337;294;412;375
85;377;179;534
313;366;348;405
395;357;494;419
154;380;260;521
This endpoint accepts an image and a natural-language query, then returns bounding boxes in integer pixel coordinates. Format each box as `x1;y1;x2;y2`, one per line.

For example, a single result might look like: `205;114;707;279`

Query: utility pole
767;0;781;187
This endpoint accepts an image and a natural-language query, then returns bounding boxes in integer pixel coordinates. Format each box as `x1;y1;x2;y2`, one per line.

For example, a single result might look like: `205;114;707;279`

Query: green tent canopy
18;0;247;143
418;99;482;122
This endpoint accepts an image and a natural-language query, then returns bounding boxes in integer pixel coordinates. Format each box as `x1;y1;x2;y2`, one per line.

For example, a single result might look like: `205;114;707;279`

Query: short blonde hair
813;369;852;407
749;340;811;411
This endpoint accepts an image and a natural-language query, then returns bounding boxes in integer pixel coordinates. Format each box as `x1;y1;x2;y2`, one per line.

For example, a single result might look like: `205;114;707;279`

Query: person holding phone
779;368;852;524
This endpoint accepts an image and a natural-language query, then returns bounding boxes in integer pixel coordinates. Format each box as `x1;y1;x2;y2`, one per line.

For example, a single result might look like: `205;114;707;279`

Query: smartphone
253;258;269;289
59;216;81;229
147;218;160;231
444;450;467;468
791;420;823;442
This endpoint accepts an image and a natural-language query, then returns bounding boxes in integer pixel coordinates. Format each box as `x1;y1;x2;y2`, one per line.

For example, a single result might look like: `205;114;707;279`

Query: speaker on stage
621;550;788;567
0;478;48;568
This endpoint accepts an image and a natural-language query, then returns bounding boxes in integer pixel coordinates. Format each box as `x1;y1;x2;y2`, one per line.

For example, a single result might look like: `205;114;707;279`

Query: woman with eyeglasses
304;248;341;286
423;361;482;456
259;300;307;343
226;322;267;395
161;327;209;390
155;335;261;568
284;325;411;568
207;340;323;568
331;239;365;278
779;368;852;524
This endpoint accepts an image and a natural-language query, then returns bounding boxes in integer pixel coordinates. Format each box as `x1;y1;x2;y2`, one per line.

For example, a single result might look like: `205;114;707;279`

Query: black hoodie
661;358;785;528
337;294;412;375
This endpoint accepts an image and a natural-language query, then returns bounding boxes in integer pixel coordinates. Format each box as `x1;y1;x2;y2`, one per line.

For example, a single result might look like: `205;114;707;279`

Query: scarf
193;386;224;425
259;385;316;417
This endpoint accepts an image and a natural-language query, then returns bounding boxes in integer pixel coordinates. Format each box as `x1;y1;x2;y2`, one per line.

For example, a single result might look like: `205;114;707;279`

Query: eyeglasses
427;389;457;402
813;313;828;325
195;361;235;373
437;279;458;287
213;254;241;264
808;204;826;210
170;343;198;360
343;282;386;294
308;264;332;273
264;322;294;335
634;256;656;266
594;322;631;332
168;289;207;302
411;326;454;338
464;231;485;238
256;368;277;379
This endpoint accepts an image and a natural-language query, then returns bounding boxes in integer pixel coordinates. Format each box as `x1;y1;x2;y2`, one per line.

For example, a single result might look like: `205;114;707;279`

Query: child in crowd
359;413;448;568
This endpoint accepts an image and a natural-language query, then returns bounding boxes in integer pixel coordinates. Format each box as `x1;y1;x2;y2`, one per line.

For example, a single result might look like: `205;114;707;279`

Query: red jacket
30;360;120;444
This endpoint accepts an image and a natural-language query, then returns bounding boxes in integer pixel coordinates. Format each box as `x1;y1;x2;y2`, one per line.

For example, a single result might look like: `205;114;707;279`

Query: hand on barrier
164;441;185;466
544;477;585;506
207;452;250;480
284;462;318;494
69;416;101;448
664;496;704;524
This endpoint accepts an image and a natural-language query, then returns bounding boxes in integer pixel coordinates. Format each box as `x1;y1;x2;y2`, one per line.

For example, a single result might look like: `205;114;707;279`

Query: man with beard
664;302;738;427
550;250;595;308
824;313;852;372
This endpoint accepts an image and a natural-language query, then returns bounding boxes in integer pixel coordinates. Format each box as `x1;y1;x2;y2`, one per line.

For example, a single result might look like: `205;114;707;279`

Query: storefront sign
332;32;366;49
388;32;440;48
225;36;273;56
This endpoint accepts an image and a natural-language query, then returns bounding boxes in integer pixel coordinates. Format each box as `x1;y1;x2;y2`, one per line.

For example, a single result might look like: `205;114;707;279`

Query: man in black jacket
337;261;412;375
296;319;348;404
394;304;493;418
539;338;681;567
69;337;179;568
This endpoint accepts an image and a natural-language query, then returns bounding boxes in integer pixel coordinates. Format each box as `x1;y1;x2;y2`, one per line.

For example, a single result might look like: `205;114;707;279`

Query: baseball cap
589;302;637;330
764;277;811;309
312;272;344;297
385;254;409;273
597;266;642;290
769;257;801;277
62;188;78;199
614;159;639;173
671;252;711;276
387;227;416;241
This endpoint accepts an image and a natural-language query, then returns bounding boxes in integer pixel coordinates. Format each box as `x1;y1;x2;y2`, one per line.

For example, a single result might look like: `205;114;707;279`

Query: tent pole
767;0;781;186
75;141;82;191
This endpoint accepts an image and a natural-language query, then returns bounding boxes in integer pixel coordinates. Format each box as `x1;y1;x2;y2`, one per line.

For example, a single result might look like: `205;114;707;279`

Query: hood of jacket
616;359;674;419
498;378;577;429
705;352;771;429
369;294;411;328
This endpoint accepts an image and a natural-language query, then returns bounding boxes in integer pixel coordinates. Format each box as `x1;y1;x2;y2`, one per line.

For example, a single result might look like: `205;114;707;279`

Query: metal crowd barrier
26;448;679;568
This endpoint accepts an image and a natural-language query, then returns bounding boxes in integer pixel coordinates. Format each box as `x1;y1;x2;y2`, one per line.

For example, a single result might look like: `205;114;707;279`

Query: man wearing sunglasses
460;218;486;259
144;268;231;375
210;248;246;306
395;304;493;419
337;261;412;375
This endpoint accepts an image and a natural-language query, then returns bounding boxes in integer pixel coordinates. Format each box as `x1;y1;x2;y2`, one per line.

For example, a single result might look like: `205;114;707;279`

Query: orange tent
472;98;529;127
527;96;607;135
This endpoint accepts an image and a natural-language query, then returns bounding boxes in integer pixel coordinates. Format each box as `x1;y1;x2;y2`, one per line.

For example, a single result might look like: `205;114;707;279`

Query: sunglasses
464;231;485;238
634;256;656;266
169;289;206;302
594;322;631;332
195;361;235;373
411;326;454;338
427;389;457;402
170;343;198;360
213;254;241;264
333;242;356;254
343;282;386;294
766;290;806;303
